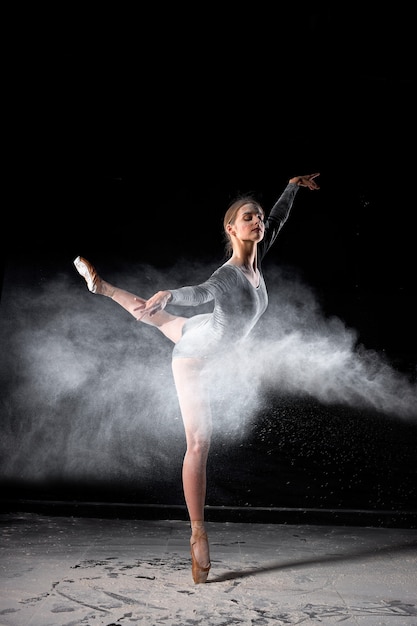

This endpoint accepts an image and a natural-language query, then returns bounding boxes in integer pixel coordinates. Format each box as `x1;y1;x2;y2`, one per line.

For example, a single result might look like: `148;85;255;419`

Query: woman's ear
226;223;235;236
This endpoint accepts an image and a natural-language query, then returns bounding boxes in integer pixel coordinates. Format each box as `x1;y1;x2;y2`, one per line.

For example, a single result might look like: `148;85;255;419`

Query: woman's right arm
133;275;216;319
133;265;237;318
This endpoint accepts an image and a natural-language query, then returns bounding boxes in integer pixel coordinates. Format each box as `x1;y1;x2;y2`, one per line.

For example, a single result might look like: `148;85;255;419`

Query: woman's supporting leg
172;357;212;582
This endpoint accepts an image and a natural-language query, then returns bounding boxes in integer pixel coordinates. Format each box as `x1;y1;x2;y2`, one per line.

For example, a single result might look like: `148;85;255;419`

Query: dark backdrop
2;7;416;526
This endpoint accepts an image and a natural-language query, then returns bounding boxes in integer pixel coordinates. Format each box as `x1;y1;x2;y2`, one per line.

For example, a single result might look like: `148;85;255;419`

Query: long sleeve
257;183;299;262
169;265;236;307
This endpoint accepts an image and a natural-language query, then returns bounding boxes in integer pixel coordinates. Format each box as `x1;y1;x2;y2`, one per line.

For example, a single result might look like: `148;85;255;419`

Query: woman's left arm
260;173;320;258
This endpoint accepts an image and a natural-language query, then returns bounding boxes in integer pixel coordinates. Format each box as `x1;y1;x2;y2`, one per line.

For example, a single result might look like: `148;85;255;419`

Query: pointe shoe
190;530;211;584
73;256;101;293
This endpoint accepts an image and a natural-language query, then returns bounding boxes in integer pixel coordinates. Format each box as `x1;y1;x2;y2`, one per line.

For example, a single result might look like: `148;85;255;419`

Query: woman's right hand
134;291;172;319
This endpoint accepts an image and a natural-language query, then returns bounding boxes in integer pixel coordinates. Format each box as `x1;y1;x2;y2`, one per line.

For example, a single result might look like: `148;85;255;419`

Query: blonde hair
222;195;264;257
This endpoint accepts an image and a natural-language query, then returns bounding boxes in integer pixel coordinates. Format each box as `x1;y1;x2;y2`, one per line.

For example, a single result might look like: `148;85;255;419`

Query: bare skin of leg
95;277;186;342
94;274;211;571
172;357;212;571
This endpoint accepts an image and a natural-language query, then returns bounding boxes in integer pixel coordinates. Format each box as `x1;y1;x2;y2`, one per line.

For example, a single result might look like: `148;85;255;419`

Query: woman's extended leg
172;357;212;583
74;256;211;582
73;256;186;342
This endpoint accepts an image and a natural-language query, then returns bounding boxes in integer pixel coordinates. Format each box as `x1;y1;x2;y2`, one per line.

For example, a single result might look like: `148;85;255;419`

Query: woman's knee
186;436;211;458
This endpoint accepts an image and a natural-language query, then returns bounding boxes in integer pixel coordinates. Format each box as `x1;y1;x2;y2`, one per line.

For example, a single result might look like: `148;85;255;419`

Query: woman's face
228;203;265;243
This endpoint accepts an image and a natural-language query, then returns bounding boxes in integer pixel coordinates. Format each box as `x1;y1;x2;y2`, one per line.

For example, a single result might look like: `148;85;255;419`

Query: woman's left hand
290;173;320;190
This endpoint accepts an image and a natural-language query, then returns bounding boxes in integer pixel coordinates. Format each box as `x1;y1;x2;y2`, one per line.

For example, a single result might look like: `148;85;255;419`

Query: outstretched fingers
133;293;171;320
299;173;320;190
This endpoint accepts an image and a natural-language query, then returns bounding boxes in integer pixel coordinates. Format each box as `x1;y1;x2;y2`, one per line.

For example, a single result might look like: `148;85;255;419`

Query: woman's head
223;195;264;257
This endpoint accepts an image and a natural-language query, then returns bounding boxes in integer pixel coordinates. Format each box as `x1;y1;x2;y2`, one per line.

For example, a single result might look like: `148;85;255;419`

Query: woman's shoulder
209;262;242;286
216;262;241;275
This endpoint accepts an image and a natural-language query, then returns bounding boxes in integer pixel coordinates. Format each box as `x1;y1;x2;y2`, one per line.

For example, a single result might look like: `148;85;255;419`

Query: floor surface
1;512;417;625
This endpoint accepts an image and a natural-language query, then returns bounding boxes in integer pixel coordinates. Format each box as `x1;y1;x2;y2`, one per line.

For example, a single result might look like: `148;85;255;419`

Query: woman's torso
172;263;268;359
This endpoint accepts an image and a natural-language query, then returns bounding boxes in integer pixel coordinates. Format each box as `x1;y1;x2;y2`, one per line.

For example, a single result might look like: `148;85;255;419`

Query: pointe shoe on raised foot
190;530;211;584
73;256;101;294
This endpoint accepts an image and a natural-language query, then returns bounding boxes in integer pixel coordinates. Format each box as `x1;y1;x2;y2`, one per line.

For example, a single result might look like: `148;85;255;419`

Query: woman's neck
227;251;259;288
229;246;257;272
228;248;258;273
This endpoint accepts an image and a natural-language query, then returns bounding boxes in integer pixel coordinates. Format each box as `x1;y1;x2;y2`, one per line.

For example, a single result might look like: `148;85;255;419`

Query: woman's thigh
172;358;212;440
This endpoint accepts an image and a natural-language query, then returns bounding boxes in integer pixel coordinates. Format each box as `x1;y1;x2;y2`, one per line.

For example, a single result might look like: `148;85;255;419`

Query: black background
2;7;416;524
